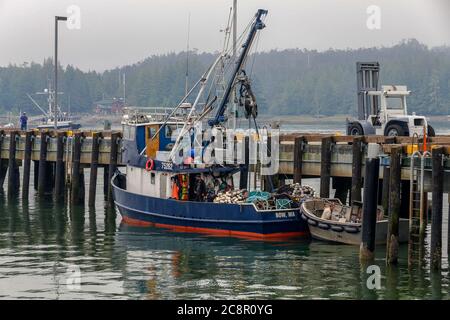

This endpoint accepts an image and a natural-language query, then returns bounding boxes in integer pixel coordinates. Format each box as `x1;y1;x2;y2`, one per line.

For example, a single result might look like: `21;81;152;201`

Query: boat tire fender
331;225;344;232
344;226;359;233
307;218;317;226
318;222;330;230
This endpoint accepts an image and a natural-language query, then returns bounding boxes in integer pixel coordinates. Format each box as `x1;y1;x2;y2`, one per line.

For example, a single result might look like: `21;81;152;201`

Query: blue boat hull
112;173;308;240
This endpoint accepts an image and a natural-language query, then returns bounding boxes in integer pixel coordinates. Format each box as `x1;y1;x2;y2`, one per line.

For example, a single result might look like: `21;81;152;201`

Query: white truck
347;62;434;137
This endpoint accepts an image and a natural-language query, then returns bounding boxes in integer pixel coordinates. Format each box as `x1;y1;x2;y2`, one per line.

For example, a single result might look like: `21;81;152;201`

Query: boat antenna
185;12;191;97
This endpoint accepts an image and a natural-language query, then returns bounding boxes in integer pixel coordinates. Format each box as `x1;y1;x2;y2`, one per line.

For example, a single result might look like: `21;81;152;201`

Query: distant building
94;98;125;114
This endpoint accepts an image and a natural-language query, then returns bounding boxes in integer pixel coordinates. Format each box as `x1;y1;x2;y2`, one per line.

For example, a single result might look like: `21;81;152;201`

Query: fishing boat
27;81;81;130
111;9;309;240
300;198;409;245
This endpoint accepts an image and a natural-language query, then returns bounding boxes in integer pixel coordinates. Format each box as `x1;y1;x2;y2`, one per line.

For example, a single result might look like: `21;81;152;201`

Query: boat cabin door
145;124;160;158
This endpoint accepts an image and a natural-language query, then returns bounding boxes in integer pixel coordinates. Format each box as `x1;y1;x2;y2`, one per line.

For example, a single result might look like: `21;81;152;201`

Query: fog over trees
1;39;449;116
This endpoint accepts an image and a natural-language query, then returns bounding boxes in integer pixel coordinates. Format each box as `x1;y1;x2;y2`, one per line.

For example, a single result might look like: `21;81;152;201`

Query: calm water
0;121;449;299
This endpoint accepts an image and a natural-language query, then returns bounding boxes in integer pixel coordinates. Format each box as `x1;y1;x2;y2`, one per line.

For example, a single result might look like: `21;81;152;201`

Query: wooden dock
0;128;449;267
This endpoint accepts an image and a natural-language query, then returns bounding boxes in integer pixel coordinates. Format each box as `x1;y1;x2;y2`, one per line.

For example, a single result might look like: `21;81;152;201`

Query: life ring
145;158;154;171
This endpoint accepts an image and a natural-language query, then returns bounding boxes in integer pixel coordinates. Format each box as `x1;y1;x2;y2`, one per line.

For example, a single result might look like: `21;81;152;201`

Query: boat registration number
275;211;296;218
161;162;173;170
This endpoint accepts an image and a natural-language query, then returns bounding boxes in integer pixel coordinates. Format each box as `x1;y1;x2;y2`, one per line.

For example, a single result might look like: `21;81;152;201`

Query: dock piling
430;146;444;270
351;137;364;203
37;131;49;195
71;132;84;205
293;136;304;184
359;157;380;261
7;130;20;197
0;130;7;188
386;145;402;265
89;132;101;207
107;132;120;203
320;136;333;198
22;131;34;199
54;132;66;199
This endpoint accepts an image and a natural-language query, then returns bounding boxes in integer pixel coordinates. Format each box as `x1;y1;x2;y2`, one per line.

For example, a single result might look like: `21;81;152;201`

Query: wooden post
386;145;402;265
37;131;49;195
239;136;249;190
7;130;20;197
89;132;101;207
293;136;304;184
320;137;333;198
351;137;364;203
54;132;66;199
33;160;39;190
0;130;7;188
360;157;380;261
264;135;275;192
103;165;109;199
71;132;84;205
430;146;444;270
108;132;120;203
381;165;390;215
22;131;34;199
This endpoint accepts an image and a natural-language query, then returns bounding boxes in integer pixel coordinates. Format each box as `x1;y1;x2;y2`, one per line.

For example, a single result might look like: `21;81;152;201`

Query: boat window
165;125;177;139
148;127;157;139
151;172;155;184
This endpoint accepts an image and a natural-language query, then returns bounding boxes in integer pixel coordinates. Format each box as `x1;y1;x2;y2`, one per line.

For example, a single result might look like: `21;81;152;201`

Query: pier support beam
89;132;101;207
54;132;66;200
386;146;402;265
351;137;364;203
430;146;444;270
37;131;49;195
293;136;304;184
107;132;120;203
71;132;84;205
360;157;380;261
22;131;34;199
103;165;109;199
7;130;20;198
320;137;333;198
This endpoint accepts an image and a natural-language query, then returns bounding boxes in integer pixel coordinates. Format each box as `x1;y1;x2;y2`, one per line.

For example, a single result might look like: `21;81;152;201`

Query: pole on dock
107;132;120;203
7;130;20;198
386;145;402;265
37;131;49;195
239;136;250;190
359;157;380;261
89;132;101;207
430;146;444;270
320;137;333;198
293;136;304;184
71;132;84;205
22;131;34;199
351;136;364;203
54;131;66;199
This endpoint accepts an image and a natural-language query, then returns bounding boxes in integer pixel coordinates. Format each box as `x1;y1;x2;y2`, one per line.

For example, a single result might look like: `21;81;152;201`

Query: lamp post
54;16;67;130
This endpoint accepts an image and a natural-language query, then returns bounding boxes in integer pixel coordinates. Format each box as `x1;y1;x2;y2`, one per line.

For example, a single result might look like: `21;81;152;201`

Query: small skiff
300;198;409;245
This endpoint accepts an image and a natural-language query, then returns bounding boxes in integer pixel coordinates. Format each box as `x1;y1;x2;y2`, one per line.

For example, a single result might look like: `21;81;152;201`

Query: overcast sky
0;0;449;71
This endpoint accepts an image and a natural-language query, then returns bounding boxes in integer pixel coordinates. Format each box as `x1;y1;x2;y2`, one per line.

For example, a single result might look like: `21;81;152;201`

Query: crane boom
208;9;267;127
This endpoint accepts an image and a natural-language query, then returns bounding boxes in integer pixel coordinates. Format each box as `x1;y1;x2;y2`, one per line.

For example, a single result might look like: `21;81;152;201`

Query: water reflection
0;185;449;299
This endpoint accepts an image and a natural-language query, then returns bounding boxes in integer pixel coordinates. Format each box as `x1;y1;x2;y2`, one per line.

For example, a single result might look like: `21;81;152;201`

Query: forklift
346;62;435;137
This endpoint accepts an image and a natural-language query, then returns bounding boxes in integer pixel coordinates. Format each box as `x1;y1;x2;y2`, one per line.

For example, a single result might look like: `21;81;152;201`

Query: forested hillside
0;39;449;116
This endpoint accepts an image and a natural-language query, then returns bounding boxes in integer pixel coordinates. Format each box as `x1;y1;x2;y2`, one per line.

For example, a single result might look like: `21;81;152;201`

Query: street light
54;16;67;130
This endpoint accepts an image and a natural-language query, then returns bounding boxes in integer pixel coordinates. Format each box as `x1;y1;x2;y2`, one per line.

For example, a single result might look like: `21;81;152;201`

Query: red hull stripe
121;216;307;240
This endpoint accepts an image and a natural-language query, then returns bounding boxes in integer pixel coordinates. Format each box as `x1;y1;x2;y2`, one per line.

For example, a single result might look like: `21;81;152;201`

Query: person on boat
180;174;189;200
19;112;28;130
194;175;206;202
321;203;332;220
170;176;180;200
